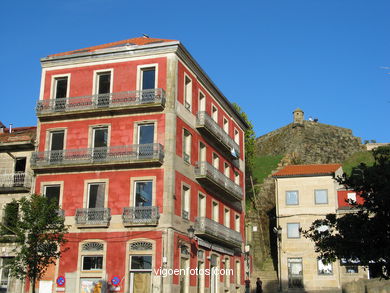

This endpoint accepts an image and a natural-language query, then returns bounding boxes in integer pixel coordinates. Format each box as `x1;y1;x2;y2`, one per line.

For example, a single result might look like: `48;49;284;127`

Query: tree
0;194;69;293
304;146;390;278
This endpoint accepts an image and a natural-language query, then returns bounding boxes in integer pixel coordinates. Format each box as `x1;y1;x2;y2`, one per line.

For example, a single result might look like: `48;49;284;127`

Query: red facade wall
43;57;167;100
337;190;364;208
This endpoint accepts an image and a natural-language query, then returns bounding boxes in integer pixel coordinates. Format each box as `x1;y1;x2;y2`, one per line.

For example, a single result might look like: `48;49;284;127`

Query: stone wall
343;278;390;293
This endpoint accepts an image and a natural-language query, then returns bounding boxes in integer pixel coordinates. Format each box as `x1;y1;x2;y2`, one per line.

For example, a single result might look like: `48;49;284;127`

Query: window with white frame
235;214;240;232
199;142;206;162
235;260;241;286
43;184;61;206
347;192;356;203
141;67;156;90
183;129;191;163
317;259;333;275
182;185;190;220
315;189;328;204
81;241;104;271
286;190;299;205
287;223;300;238
0;257;12;291
134;180;153;207
234;171;240;185
211;105;218;122
197;250;205;293
223;117;229;133
82;256;103;271
212;153;219;169
87;183;105;209
212;201;219;222
198;194;206;218
199;92;205;112
224;162;230;178
95;71;111;95
224;257;230;289
234;129;239;145
53;77;68;99
184;76;192;110
224;208;230;228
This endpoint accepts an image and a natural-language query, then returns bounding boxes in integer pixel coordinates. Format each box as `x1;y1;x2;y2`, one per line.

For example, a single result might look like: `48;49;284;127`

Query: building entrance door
288;258;303;289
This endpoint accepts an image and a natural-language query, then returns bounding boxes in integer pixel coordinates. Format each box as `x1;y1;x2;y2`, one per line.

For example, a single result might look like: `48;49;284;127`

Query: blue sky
1;0;389;142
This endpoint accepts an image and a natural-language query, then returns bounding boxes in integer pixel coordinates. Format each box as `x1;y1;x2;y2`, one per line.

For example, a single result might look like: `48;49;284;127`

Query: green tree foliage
0;194;69;293
232;103;256;173
303;146;390;278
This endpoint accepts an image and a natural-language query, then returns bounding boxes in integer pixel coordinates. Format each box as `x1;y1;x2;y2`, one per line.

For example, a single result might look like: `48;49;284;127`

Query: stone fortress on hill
256;108;364;164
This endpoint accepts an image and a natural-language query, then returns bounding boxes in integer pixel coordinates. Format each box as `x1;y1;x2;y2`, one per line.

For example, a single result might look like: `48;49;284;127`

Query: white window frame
93;69;113;95
50;74;70;99
199;141;206;162
183;129;192;164
198;193;206;218
317;259;333;275
235;214;240;232
198;91;206;112
347;192;356;203
211;104;218;122
212;201;219;222
184;74;192;111
224;162;230;178
224;208;230;228
287;223;300;238
136;64;158;91
212;153;219;169
286;190;299;205
223;117;229;133
234;128;240;145
182;184;191;220
315;189;328;204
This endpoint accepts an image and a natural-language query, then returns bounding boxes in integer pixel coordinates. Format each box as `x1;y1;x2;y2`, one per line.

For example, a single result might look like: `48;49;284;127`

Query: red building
31;36;248;292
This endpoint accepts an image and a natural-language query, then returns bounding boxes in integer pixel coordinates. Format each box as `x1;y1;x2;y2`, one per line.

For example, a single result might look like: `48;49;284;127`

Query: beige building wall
274;168;368;292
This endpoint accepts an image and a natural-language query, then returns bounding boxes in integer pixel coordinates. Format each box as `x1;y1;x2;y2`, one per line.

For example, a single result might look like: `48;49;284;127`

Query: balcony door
13;157;26;186
129;255;152;293
140;68;155;102
87;183;105;222
54;77;68;111
210;255;218;293
44;185;60;206
137;124;154;158
288;258;303;289
96;72;111;107
92;127;108;160
49;131;64;163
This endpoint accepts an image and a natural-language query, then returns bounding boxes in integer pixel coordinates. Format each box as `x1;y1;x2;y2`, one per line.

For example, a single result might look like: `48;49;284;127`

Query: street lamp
187;225;195;240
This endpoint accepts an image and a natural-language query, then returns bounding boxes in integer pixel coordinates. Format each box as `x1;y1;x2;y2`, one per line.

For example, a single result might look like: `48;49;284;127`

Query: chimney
0;121;5;133
9;123;13;133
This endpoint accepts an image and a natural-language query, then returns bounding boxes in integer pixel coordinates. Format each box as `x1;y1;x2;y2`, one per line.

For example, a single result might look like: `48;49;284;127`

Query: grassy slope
342;150;375;175
252;155;284;184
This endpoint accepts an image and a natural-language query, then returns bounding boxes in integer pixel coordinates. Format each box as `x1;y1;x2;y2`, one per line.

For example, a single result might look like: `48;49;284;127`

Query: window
224;208;230;228
286;191;299;205
212;201;219;222
315;189;328;204
183;129;191;163
13;157;26;187
44;185;61;206
287;223;300;238
345;265;358;274
49;130;64;163
317;259;333;275
53;77;68;100
234;171;240;185
134;181;153;207
141;68;156;90
95;71;111;106
182;185;190;220
235;214;240;232
211;105;218;122
82;256;103;271
87;183;105;209
92;127;108;160
137;123;155;157
316;225;329;232
199;92;205;112
184;76;192;110
223;117;229;133
224;162;230;177
199;142;206;162
197;250;205;293
0;257;12;291
224;257;230;289
235;261;241;286
347;192;356;203
234;129;239;145
130;255;152;292
198;194;206;218
212;153;219;169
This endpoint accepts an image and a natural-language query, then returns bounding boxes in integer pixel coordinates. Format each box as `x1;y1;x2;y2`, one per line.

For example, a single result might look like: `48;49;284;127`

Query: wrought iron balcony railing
75;208;111;227
0;172;32;190
195;217;242;248
194;161;243;200
196;111;240;157
122;206;159;226
36;88;166;115
31;143;164;168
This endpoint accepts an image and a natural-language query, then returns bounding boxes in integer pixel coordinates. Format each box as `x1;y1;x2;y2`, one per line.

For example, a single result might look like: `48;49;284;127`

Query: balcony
31;143;164;171
194;217;242;248
75;208;111;228
36;88;166;120
196;112;240;158
0;172;32;193
195;161;243;201
122;206;159;226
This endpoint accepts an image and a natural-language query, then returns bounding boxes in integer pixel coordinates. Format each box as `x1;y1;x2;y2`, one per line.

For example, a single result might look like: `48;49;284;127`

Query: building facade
273;164;367;292
0;123;36;292
31;37;247;293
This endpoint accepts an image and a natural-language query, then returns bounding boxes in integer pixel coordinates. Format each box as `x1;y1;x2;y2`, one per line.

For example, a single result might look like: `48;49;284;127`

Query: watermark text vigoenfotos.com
154;267;233;278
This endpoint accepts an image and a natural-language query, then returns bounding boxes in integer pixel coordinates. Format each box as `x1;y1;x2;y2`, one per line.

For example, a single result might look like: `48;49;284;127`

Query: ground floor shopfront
30;229;245;293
